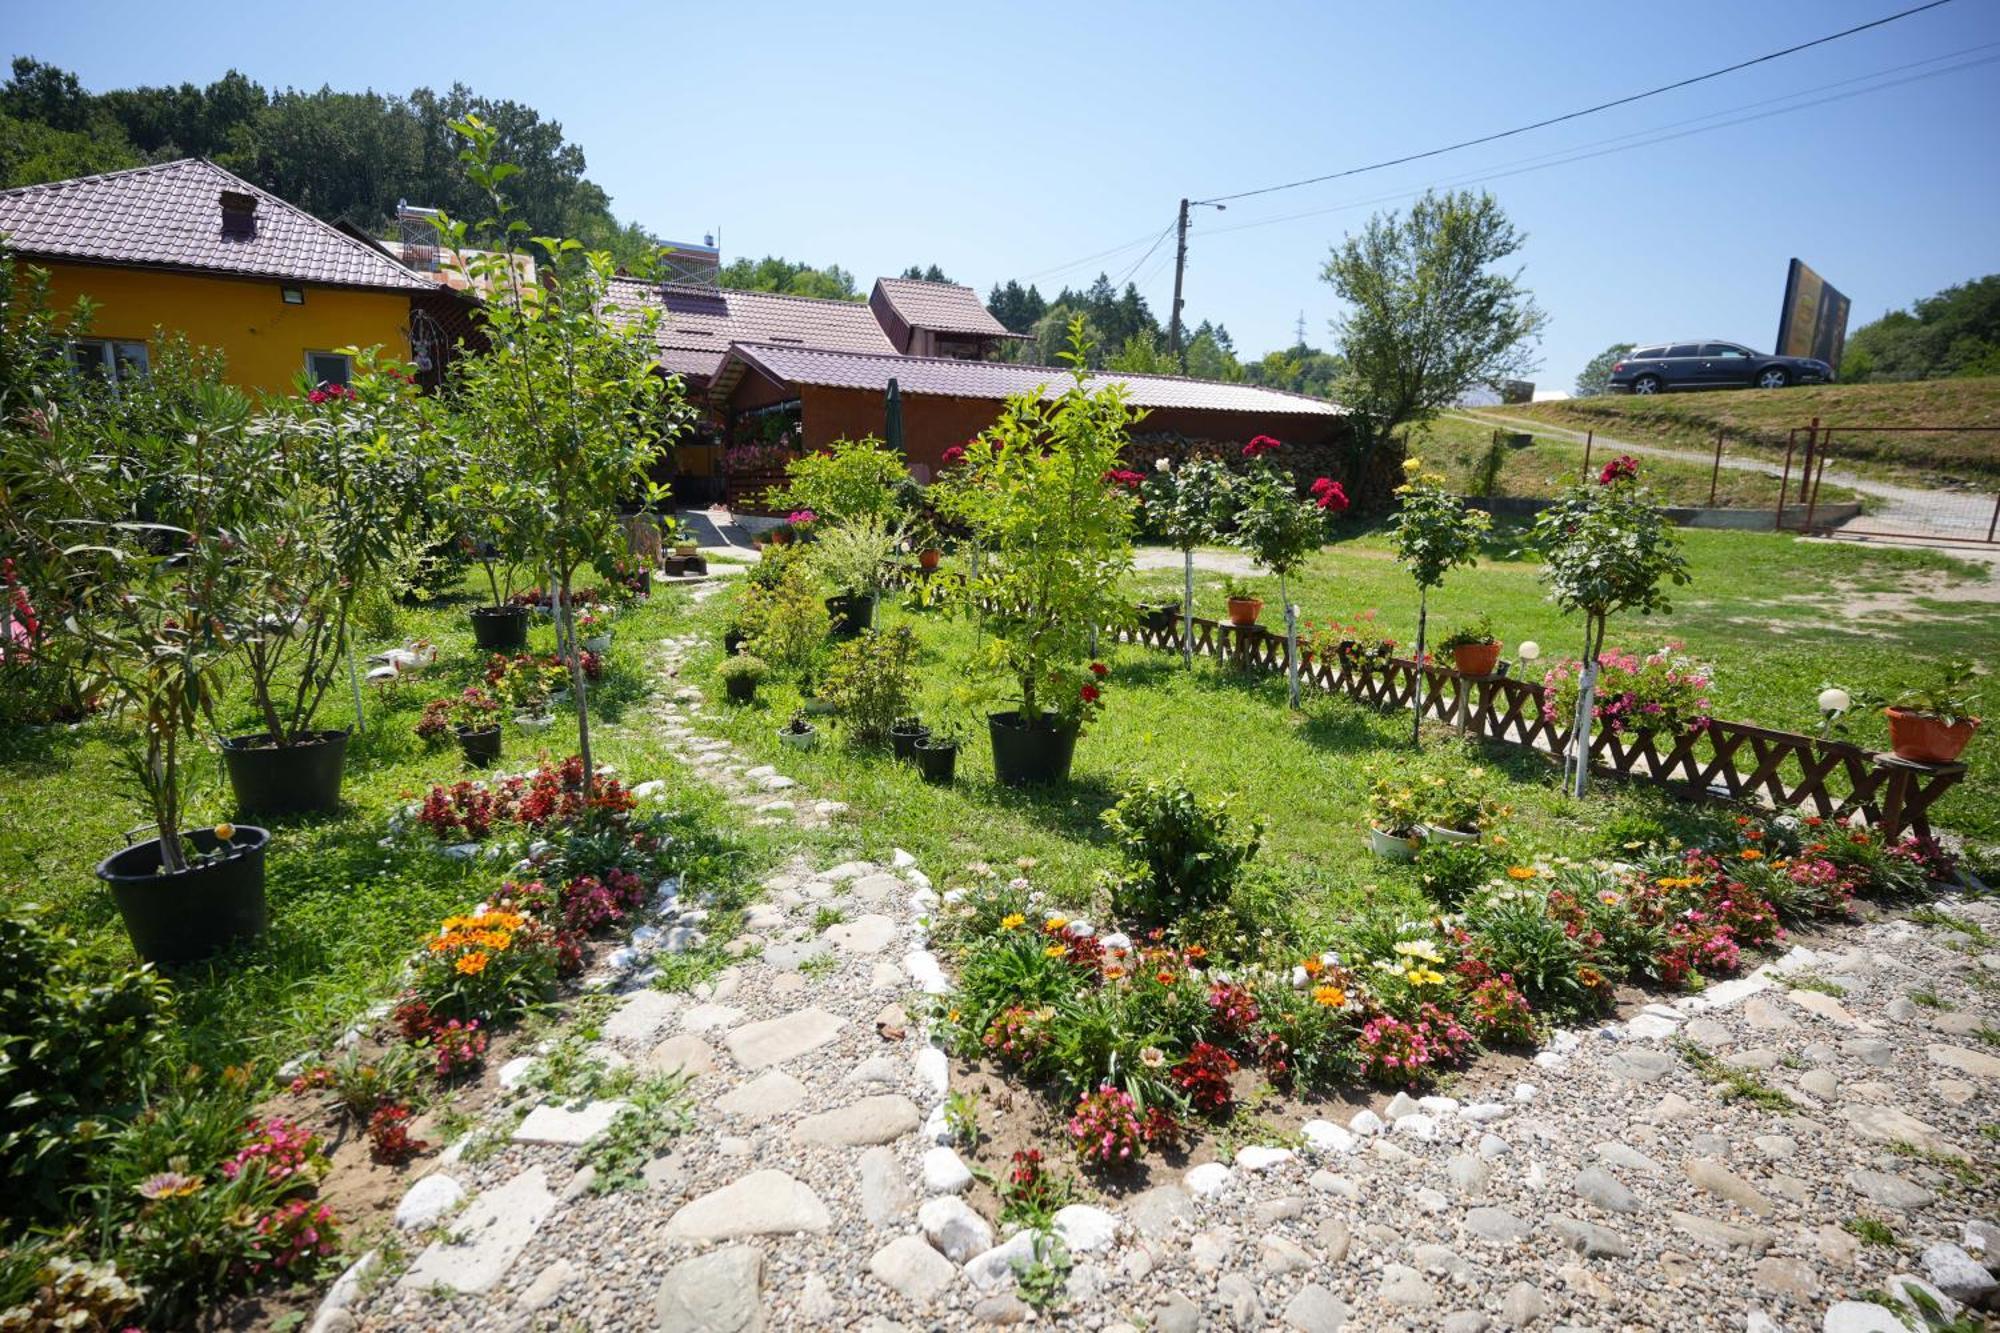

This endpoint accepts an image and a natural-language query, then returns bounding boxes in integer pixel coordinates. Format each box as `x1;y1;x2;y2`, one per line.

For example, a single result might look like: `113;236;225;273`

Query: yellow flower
1044;944;1067;958
1312;984;1347;1008
1405;966;1446;986
1599;891;1622;906
455;951;489;976
1506;866;1537;881
999;913;1025;931
1044;916;1069;933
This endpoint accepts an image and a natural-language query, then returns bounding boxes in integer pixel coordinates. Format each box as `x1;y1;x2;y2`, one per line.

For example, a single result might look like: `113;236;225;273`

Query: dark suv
1608;341;1834;394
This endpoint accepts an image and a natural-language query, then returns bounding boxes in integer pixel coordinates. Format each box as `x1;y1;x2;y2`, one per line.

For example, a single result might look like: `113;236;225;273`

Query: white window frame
305;350;353;388
68;338;150;385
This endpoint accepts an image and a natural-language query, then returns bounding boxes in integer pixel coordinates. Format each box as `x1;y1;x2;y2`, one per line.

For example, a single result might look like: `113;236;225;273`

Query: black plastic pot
725;676;759;703
914;740;959;785
724;628;748;656
890;720;931;761
97;825;270;965
826;593;875;638
471;605;530;652
1139;603;1178;635
988;710;1079;787
221;729;348;817
457;725;502;768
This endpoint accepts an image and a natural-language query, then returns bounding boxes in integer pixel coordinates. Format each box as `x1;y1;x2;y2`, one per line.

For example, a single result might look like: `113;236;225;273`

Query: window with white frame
305;351;352;388
68;338;150;385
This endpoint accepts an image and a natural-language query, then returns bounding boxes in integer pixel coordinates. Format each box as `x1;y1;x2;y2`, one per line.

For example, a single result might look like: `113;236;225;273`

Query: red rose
1089;662;1108;676
1242;435;1282;457
1314;479;1350;512
1080;684;1100;703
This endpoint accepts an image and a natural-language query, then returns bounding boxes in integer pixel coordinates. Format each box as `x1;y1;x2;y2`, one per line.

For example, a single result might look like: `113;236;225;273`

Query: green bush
1462;890;1596;1018
765;436;910;525
744;561;833;672
824;627;918;745
1104;772;1263;924
0;902;175;1228
717;654;768;688
1415;838;1500;908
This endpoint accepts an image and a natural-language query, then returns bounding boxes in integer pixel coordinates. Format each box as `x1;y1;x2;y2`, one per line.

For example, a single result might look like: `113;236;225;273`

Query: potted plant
1223;578;1263;628
1879;658;1982;764
1415;766;1488;844
812;515;900;639
890;714;931;762
416;686;506;767
465;531;530;652
956;319;1138;786
575;605;614;656
1365;776;1423;861
0;338;273;963
1387;460;1489;745
777;709;819;752
666;515;699;561
1441;616;1503;677
719;653;767;703
798;646;837;715
1530;457;1691;796
914;712;968;785
823;627;919;745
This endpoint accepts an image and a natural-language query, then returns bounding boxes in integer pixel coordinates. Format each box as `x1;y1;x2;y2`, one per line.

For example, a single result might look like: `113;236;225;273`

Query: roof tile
872;278;1017;338
0;159;431;291
606;278;897;381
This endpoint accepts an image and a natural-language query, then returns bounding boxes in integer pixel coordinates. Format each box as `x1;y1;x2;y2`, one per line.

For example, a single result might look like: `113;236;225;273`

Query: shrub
809;515;901;599
1067;1084;1145;1168
717;654;767;688
1103;773;1263;923
0;902;175;1228
1542;645;1713;737
1463;889;1596;1018
823;627;918;744
742;559;832;672
764;436;910;525
1416;838;1500;908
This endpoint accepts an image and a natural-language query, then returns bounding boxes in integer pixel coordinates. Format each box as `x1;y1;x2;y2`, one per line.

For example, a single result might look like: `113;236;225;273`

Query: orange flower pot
1451;641;1503;676
1884;708;1978;764
1226;597;1263;627
919;548;942;572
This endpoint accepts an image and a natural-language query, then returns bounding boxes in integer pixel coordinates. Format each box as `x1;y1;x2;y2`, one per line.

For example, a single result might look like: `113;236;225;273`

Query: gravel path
326;623;2000;1333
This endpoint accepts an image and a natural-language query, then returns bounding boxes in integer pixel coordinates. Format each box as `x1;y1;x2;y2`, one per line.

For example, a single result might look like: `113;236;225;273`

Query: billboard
1775;258;1852;369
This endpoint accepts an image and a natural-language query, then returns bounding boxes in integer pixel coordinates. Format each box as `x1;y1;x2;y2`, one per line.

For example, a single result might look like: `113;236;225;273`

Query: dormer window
219;189;259;238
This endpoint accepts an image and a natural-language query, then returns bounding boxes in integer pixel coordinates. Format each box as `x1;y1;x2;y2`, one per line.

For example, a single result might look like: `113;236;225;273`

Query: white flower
1155;457;1171;472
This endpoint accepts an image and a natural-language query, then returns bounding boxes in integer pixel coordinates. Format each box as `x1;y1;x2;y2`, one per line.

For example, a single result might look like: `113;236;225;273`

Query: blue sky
12;1;1998;389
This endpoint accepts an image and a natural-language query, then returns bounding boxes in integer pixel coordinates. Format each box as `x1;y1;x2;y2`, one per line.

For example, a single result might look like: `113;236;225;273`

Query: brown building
605;272;1348;504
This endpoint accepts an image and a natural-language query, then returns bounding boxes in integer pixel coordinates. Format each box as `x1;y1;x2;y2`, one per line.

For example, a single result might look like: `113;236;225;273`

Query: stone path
328;625;2000;1332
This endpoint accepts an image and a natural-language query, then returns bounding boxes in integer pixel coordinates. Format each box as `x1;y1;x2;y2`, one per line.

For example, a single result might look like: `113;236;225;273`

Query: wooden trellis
1123;610;1965;839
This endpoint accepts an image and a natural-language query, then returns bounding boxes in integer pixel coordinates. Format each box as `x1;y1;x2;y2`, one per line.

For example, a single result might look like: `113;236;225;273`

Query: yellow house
0;158;436;396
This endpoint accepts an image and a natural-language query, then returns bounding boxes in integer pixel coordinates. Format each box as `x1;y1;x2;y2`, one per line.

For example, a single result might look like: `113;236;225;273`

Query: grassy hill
1466;377;2000;487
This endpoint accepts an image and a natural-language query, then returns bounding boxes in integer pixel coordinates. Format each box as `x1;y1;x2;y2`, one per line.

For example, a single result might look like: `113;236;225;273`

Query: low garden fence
1120;611;1966;839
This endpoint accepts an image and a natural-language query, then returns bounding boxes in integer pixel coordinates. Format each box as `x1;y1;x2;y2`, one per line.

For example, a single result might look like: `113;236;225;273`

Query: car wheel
1756;367;1791;389
1631;375;1661;395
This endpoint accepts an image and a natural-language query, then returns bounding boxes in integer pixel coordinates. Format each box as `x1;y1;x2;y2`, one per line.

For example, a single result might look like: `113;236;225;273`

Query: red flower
1102;468;1145;490
1242;435;1282;457
1089;662;1108;676
941;444;967;466
1598;455;1639;485
1080;683;1100;703
1311;477;1350;512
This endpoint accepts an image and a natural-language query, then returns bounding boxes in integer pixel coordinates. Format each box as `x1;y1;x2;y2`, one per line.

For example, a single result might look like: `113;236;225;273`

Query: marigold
1044;916;1069;933
1312;984;1346;1008
1184;944;1207;960
1740;849;1763;861
1506;866;1537;881
455;951;489;976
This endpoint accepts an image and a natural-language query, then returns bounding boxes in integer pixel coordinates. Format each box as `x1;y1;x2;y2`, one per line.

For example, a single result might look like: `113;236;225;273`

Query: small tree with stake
1387;457;1488;745
439;116;691;796
1232;457;1346;709
1138;454;1235;667
1530;456;1690;796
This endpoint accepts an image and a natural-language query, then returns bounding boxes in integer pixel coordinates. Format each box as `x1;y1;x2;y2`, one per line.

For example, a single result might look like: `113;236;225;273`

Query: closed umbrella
885;377;904;457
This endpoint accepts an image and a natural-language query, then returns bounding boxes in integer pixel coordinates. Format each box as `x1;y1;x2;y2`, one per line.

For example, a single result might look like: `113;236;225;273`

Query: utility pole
1167;197;1190;372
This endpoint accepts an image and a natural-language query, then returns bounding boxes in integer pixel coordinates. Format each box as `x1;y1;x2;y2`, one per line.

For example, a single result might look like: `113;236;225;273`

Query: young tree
1138;456;1235;667
1322;189;1547;452
1386;459;1490;744
1530;457;1691;796
439;115;690;795
1574;343;1636;398
1233;457;1347;709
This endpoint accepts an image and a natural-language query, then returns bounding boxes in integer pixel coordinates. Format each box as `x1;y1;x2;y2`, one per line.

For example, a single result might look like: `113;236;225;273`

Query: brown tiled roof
718;343;1346;416
0;159;431;292
605;277;897;381
871;277;1018;338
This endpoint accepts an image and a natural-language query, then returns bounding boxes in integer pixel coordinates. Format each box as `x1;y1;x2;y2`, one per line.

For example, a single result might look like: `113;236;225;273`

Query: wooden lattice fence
1121;611;1966;839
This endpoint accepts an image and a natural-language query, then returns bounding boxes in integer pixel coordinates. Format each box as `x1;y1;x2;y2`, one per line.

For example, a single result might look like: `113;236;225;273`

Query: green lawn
682;525;1995;953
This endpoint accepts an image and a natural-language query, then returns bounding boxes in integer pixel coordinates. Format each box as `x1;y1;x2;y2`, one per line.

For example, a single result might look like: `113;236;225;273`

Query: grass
1412;412;1860;508
1787;975;1847;997
1908;905;1993;945
1674;1038;1797;1110
1845;1215;1901;1247
1466;376;2000;487
1909;989;1953;1010
1888;1140;1983;1191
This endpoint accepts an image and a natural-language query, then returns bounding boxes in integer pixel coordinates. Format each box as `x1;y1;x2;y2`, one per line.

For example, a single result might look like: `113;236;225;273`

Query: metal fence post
1581;430;1593;476
1708;430;1724;507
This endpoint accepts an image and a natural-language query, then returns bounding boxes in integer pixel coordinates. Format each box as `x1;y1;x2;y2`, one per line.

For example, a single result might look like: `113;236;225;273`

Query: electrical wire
1113;220;1180;288
1195;0;1959;205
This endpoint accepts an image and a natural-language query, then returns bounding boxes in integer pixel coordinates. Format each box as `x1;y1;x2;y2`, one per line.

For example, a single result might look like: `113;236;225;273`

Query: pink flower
787;510;817;526
1598;455;1639;485
1311;477;1350;512
941;443;968;466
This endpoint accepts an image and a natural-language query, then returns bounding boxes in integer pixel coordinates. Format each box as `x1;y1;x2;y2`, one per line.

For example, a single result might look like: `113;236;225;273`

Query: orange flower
455;951;489;976
1156;971;1176;986
1506;866;1537;880
1302;957;1324;977
1103;964;1125;980
1184;944;1208;960
1312;984;1346;1008
1044;944;1066;958
1740;849;1763;862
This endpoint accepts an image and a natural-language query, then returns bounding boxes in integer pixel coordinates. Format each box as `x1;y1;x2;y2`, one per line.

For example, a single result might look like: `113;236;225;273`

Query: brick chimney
219;189;258;238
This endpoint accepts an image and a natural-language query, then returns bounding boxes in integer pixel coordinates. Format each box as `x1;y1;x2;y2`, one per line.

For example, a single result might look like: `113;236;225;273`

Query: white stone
664;1170;832;1239
394;1174;464;1229
681;1002;743;1032
1053;1204;1120;1252
1462;1102;1509;1122
715;1069;807;1123
922;1146;973;1194
513;1100;628;1146
922;1103;954;1145
963;1232;1040;1291
1821;1301;1913;1333
1416;1095;1459;1116
919;1195;994;1262
1185;1162;1232;1197
1513;1083;1537;1103
399;1168;556;1294
1350;1109;1386;1136
824;913;899;955
1625;1013;1682;1041
1300;1120;1356;1155
1235;1145;1295;1171
498;1056;536;1091
892;848;917;868
602;990;682;1046
914;1046;949;1097
1392;1114;1439;1141
725;1007;846;1069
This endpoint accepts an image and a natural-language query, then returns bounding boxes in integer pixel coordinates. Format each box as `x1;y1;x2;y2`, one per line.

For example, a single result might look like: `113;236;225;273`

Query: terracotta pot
1451;641;1503;676
919;548;942;572
1884;708;1978;764
1226;596;1263;627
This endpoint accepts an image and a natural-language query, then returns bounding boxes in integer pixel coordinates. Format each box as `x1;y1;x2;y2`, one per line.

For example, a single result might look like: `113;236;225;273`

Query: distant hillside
1467;378;2000;486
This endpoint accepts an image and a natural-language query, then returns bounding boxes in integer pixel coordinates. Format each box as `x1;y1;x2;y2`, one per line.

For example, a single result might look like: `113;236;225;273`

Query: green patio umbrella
884;377;904;457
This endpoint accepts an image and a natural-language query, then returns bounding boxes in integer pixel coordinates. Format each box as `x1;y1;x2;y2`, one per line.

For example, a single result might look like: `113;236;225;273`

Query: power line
1113;220;1179;288
1195;0;1958;206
